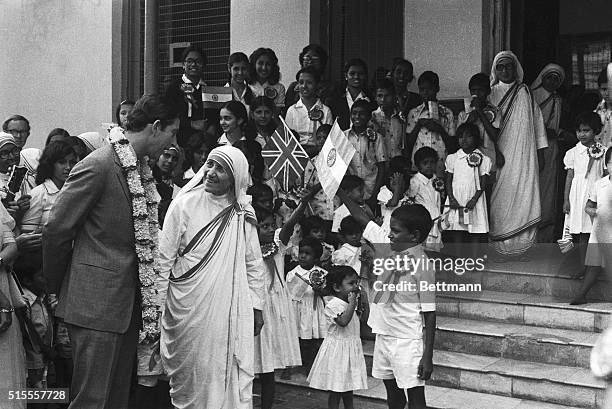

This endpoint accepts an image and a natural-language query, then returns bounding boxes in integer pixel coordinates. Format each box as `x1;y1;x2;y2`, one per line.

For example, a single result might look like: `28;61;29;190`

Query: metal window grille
139;0;231;94
569;34;612;90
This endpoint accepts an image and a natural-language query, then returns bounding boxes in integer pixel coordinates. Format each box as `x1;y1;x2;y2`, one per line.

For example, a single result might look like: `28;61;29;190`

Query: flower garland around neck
108;127;161;345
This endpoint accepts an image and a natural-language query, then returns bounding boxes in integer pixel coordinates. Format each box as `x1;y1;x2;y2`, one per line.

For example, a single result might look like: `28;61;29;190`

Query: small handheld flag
261;117;310;191
314;119;356;201
201;86;233;109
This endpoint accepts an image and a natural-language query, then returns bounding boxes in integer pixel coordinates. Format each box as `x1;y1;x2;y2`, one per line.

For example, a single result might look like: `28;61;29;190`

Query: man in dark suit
43;95;179;409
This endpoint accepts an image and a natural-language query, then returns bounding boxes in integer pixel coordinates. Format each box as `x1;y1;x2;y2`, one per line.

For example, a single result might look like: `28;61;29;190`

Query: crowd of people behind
2;41;612;409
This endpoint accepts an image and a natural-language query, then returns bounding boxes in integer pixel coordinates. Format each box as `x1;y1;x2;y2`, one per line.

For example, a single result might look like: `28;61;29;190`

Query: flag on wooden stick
201;86;233;109
314;119;356;201
261;117;310;191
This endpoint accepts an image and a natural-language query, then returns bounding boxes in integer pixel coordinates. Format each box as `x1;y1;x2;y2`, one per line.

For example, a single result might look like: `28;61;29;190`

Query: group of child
12;41;612;409
152;43;612;408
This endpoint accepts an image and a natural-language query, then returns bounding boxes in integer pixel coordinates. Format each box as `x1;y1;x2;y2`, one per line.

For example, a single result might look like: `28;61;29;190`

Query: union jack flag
261;117;310;191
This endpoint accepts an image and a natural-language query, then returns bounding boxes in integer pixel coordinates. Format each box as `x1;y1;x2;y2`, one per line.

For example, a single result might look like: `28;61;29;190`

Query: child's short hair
575;111;603;134
316;124;332;138
344;58;369;79
351;99;374;115
598;68;608;86
339;216;363;236
254;205;275;224
456;122;483;147
296;65;321;84
340;174;365;192
418;71;440;90
468;73;490;90
391;204;433;243
247;183;273;201
375;78;396;95
413;147;439;167
299;44;328;71
299;236;323;259
301;215;326;237
325;265;358;295
389;155;411;174
391;58;414;81
181;45;207;65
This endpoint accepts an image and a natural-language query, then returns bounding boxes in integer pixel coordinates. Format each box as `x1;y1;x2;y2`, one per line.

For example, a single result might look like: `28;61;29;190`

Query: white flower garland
109;127;161;344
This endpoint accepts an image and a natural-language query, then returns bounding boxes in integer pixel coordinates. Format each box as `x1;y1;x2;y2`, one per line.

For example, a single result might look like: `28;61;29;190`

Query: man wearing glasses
2;114;31;148
164;45;220;147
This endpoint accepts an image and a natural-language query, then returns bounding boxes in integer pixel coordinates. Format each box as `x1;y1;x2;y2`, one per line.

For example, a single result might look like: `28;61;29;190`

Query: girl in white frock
307;265;367;409
253;205;303;408
443;123;492;256
563;112;605;275
286;237;328;371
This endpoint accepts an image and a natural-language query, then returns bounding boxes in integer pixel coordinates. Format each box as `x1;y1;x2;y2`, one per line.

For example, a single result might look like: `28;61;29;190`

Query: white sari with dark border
159;146;265;409
488;51;548;255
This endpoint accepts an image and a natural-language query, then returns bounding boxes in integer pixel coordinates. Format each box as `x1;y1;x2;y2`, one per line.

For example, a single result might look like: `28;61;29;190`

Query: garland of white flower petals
108;127;161;344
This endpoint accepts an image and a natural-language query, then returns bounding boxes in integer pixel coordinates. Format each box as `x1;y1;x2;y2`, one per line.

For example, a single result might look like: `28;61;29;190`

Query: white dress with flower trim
254;229;302;373
286;265;328;339
444;148;491;233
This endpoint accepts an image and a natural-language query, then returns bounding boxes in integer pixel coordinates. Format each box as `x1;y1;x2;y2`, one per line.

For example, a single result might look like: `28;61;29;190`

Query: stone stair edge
437;289;612;314
275;373;589;409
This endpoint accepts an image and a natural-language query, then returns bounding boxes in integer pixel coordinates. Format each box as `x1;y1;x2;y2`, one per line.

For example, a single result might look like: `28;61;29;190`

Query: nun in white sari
488;51;548;257
531;63;566;242
159;145;265;409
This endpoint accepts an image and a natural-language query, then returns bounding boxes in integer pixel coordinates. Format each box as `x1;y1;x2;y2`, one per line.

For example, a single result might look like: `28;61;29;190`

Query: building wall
230;0;310;89
404;0;482;99
0;0;122;148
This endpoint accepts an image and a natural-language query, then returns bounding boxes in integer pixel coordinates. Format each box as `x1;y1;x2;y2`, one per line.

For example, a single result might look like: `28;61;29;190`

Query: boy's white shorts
371;334;425;390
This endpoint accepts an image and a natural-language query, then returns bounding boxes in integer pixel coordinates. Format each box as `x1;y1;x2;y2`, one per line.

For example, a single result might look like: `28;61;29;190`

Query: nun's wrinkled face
0;143;20;173
495;58;517;84
202;158;234;196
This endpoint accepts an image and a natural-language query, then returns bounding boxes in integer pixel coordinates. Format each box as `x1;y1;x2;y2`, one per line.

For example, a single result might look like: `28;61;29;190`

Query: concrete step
436;262;612;301
438;290;611;333
430;350;605;408
433;316;599;369
360;339;604;406
277;372;587;409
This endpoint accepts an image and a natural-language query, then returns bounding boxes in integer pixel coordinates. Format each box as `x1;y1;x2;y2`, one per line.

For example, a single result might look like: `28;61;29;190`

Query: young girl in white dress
443;123;492;256
253;204;303;409
563;112;605;276
307;265;367;409
286;237;328;371
408;147;443;252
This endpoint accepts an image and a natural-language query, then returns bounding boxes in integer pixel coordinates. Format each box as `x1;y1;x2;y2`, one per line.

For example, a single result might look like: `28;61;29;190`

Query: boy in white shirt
284;66;333;156
337;188;436;409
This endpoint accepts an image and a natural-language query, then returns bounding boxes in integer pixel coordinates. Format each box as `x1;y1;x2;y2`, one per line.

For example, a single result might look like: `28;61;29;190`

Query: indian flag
202;86;233;109
314;119;356;201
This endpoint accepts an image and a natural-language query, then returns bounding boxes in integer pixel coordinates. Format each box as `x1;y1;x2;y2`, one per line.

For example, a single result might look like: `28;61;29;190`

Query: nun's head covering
176;145;252;207
77;132;108;153
0;132;17;150
530;63;566;91
490;51;524;86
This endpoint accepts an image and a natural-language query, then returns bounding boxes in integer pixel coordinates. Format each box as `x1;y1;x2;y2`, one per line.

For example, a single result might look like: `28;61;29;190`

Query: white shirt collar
182;74;206;89
414;171;433;185
43;178;60;195
295;98;322;111
576;142;589;153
